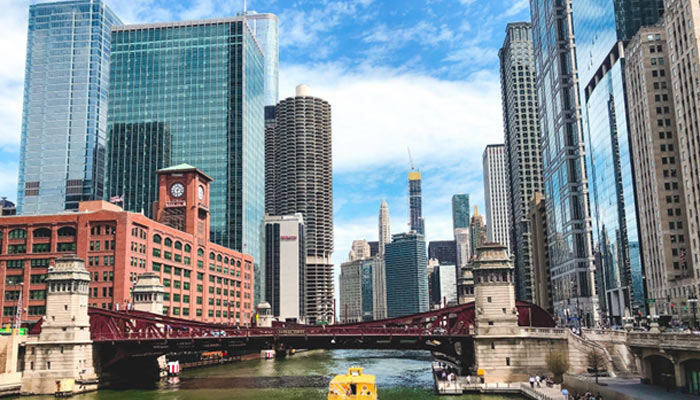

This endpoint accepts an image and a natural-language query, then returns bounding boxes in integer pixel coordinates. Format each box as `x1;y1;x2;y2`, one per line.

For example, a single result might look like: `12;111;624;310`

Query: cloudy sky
0;0;530;276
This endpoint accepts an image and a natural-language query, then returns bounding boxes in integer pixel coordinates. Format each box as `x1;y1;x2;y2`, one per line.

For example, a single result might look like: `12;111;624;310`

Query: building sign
165;200;186;208
281;235;297;241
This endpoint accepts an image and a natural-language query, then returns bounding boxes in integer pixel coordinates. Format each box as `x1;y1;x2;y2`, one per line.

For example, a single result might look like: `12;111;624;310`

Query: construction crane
407;146;415;171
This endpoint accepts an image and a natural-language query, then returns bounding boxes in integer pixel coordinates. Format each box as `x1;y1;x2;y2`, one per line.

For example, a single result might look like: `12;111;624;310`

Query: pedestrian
442;370;447;381
529;375;535;388
536;375;541;387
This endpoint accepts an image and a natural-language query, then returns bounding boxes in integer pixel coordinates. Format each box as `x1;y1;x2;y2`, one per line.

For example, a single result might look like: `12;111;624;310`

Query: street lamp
688;294;698;331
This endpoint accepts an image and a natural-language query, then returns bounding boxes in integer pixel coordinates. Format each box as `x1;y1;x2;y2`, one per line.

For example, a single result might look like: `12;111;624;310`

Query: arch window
33;228;51;238
153;234;162;244
164;238;172;247
209;252;215;260
217;254;222;262
9;229;27;239
174;241;182;250
236;260;241;268
184;244;192;253
224;257;229;264
57;227;76;237
197;248;204;257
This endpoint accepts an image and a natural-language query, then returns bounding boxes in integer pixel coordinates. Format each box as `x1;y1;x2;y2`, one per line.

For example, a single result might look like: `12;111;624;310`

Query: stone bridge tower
473;243;518;336
132;273;165;315
21;255;96;395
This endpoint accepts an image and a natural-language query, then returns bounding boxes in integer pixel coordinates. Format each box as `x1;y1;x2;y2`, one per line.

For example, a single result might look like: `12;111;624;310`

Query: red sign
281;235;297;241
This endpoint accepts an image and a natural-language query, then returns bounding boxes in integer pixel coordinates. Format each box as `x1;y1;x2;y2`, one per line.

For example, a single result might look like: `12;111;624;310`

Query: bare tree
545;351;569;384
586;348;606;384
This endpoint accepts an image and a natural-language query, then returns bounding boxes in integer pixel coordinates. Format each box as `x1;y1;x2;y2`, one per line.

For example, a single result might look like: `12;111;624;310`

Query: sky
0;0;531;280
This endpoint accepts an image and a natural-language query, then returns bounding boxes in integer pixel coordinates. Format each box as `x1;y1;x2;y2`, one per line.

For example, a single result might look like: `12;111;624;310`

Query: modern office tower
452;194;470;230
385;232;428;317
429;264;457;308
428;240;457;265
665;0;700;320
265;85;333;324
530;0;598;325
372;257;387;319
574;0;662;324
470;206;487;257
483;145;510;251
529;192;553;314
16;0;122;215
349;240;371;261
454;228;472;268
367;241;379;257
244;13;279;107
379;199;391;256
339;257;376;323
107;16;266;305
409;171;425;235
499;22;543;302
264;214;305;323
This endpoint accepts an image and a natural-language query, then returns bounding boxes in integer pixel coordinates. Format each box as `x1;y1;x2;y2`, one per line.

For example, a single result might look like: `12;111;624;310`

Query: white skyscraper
378;199;391;256
483;144;511;253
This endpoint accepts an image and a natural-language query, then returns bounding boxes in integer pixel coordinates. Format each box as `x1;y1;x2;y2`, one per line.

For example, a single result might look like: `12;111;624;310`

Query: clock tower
154;164;212;242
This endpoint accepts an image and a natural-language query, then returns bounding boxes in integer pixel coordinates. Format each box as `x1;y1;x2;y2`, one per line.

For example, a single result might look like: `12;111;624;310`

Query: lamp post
689;294;698;331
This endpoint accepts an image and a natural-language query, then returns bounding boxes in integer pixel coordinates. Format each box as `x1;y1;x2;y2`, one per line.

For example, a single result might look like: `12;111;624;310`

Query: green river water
30;350;522;400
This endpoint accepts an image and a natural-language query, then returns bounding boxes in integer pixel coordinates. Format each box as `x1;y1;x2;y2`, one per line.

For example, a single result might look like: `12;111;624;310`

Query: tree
586;348;606;384
545;351;569;384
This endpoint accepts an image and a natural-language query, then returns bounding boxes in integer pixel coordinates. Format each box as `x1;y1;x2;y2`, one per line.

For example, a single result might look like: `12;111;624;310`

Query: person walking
536;375;541;387
530;375;535;388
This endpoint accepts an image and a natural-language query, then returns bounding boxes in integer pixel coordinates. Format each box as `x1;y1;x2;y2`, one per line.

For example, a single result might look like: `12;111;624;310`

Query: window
6;260;24;269
4;291;20;301
32;243;50;253
164;251;172;260
30;275;46;284
6;275;23;285
29;306;45;316
183;308;190;316
184;244;191;253
173;294;180;302
8;229;27;239
164;238;172;247
198;248;204;257
152;262;161;272
57;227;75;237
209;252;215;260
163;279;171;287
153;248;161;257
197;285;203;293
32;228;51;238
153;234;162;244
164;265;172;274
183;295;190;303
174;241;182;250
57;242;76;252
29;290;46;300
184;257;191;265
7;244;26;254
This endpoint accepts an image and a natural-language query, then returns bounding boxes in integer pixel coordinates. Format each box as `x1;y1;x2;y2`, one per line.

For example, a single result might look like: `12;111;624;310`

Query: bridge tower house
473;243;519;336
132;273;165;314
21;255;97;395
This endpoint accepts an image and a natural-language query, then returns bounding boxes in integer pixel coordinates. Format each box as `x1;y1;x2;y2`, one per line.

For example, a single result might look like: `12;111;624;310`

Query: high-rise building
499;22;543;302
349;240;371;261
529;192;553;314
482;145;510;251
574;0;662;323
530;0;598;325
264;85;333;324
409;171;425;235
428;240;457;265
244;13;279;107
379;199;391;256
17;0;122;215
470;206;487;257
264;214;305;323
372;257;387;320
385;232;428;317
454;228;471;268
367;241;379;257
452;194;470;230
429;264;457;308
339;258;376;323
107;16;266;305
660;0;700;319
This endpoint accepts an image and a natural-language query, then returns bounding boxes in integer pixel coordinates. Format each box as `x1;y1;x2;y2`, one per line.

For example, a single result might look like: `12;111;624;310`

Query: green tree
586;348;606;384
545;351;569;384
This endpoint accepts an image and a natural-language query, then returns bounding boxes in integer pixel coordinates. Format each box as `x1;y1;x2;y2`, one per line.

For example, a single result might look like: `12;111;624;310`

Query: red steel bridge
32;301;553;377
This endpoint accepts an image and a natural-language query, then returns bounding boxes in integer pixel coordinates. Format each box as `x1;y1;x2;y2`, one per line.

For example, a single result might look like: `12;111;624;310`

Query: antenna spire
407;146;414;171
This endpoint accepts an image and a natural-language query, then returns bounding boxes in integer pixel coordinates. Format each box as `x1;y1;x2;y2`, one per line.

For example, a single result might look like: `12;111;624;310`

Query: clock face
198;186;204;200
170;183;185;198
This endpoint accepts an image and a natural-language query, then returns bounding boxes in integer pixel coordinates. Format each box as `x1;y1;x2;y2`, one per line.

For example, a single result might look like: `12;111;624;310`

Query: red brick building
0;164;254;325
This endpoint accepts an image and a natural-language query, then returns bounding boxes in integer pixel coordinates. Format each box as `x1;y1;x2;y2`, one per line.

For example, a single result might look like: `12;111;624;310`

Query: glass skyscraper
107;17;265;303
17;0;122;215
244;13;279;107
573;0;662;322
530;0;598;326
451;194;470;230
385;232;428;317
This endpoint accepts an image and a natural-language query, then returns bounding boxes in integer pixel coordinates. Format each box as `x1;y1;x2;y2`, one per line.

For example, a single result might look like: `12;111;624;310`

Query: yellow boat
328;367;378;400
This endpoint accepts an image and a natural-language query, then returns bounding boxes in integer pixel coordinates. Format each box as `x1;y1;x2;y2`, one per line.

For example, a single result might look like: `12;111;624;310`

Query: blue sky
0;0;531;272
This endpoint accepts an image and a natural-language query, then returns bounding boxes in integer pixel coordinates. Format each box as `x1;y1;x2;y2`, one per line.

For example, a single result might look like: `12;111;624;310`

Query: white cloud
279;62;504;174
499;0;529;18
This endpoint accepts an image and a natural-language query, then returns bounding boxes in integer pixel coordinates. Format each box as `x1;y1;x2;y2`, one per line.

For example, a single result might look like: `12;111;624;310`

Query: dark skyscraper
451;194;470;230
265;85;333;324
385;232;428;317
428;240;457;265
409;171;424;235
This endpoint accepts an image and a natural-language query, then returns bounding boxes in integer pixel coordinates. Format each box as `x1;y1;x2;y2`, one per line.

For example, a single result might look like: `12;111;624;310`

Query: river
31;350;522;399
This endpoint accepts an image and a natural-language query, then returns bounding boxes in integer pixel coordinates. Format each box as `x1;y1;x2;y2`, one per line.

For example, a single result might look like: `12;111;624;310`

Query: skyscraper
264;214;305;322
574;0;662;323
378;199;391;256
452;194;470;230
385;232;428;317
428;240;457;265
409;171;425;235
244;13;279;107
348;240;371;261
660;0;700;321
499;22;543;302
530;0;598;325
265;85;333;324
470;206;487;257
626;25;693;321
454;228;471;268
107;16;266;303
482;144;510;252
17;0;122;215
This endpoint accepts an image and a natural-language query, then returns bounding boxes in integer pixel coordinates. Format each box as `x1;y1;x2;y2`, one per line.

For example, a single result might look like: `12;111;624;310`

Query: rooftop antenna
407;146;415;171
243;0;247;15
